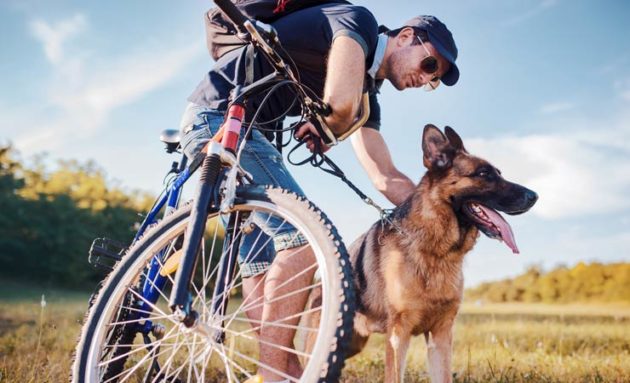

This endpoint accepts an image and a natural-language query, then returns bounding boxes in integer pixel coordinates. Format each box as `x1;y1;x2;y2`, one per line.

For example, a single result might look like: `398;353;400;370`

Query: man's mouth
407;74;418;88
464;202;519;254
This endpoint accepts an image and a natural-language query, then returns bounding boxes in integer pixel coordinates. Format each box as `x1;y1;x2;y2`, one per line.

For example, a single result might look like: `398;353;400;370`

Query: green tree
465;262;630;304
0;145;153;288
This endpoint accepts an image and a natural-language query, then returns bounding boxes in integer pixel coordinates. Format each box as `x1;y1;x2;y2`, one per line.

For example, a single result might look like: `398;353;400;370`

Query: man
180;3;459;382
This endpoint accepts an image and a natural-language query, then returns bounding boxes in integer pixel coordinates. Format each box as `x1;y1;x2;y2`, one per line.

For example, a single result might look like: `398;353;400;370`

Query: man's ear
422;124;455;171
444;126;466;152
396;27;415;47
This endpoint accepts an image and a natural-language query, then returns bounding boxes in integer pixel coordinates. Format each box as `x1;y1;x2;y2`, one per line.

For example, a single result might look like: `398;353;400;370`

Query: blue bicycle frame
131;153;195;334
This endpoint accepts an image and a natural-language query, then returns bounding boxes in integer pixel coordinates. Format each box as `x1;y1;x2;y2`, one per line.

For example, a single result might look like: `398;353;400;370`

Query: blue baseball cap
404;15;459;86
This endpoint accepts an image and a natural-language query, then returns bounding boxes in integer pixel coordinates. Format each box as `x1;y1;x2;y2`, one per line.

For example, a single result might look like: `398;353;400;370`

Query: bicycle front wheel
72;186;355;383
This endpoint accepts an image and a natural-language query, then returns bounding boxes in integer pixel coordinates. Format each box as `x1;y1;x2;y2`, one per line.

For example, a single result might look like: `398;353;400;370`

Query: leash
321;155;406;239
287;137;404;235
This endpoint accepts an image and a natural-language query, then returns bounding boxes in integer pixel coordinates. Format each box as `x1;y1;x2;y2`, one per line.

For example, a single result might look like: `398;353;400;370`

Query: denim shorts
179;103;307;277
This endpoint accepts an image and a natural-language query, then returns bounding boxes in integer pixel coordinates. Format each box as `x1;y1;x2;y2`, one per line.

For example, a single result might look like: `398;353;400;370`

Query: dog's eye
474;168;497;180
474;170;490;178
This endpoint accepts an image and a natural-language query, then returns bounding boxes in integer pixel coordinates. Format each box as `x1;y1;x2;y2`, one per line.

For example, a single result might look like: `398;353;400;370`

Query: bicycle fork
169;103;246;330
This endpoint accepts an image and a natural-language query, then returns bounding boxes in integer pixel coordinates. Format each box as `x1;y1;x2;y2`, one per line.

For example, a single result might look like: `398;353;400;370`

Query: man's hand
294;122;331;154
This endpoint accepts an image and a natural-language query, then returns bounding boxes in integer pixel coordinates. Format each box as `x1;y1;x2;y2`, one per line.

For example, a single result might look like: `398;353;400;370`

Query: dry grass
0;283;628;382
342;303;630;382
0;288;88;382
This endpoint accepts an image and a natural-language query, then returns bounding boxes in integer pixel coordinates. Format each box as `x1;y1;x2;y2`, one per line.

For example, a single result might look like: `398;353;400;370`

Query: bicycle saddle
160;129;181;153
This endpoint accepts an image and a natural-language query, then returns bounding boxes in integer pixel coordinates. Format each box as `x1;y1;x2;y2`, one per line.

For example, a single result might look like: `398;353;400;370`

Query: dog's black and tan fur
307;125;537;383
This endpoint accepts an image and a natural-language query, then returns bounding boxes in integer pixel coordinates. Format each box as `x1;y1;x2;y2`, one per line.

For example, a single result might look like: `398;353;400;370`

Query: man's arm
351;127;416;205
322;36;366;135
295;35;367;149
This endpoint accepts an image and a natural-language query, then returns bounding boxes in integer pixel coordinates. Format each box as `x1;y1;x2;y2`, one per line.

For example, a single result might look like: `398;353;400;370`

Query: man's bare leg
242;274;303;379
247;244;315;381
242;274;265;332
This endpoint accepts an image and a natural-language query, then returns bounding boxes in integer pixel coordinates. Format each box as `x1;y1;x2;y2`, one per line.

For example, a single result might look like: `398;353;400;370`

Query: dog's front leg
424;321;454;383
384;323;411;383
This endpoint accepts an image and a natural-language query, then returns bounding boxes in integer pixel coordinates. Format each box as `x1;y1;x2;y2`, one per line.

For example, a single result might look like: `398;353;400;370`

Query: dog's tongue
478;205;519;254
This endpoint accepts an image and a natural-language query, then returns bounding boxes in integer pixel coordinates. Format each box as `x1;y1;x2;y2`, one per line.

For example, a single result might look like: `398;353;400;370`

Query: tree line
3;143;628;303
0;145;154;289
465;262;630;304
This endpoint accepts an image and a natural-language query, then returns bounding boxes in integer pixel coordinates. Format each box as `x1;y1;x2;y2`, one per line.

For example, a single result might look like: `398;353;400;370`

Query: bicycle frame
131;154;194;334
134;156;191;243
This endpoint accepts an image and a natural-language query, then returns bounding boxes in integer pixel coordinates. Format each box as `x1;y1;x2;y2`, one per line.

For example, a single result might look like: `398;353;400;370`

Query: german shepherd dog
306;125;537;383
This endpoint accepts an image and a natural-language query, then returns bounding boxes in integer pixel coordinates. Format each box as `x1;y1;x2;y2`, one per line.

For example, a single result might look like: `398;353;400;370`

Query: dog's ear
422;124;455;171
444;126;466;152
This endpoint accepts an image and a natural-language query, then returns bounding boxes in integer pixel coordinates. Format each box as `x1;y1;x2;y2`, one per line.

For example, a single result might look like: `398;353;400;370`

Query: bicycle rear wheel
72;186;354;383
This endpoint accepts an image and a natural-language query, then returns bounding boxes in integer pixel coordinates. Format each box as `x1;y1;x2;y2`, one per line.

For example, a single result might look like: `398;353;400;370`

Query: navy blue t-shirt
188;3;382;130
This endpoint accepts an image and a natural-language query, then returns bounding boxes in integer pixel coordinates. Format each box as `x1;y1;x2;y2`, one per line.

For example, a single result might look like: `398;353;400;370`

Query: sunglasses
416;35;441;91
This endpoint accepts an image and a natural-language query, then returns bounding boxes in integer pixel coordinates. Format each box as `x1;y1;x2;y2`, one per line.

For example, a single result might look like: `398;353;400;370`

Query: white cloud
465;113;630;220
539;101;575;114
15;13;204;152
78;45;200;115
29;13;86;64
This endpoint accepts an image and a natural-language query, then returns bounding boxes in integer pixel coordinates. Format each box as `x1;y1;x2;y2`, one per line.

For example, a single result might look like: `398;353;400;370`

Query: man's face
386;28;451;91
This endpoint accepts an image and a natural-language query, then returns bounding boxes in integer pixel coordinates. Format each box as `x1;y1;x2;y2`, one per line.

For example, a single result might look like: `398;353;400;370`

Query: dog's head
421;124;538;253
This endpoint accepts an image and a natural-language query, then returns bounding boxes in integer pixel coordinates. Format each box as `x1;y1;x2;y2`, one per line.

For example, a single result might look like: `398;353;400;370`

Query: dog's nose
525;190;538;205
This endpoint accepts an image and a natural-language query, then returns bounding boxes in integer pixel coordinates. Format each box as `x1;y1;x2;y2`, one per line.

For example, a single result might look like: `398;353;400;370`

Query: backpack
205;0;350;61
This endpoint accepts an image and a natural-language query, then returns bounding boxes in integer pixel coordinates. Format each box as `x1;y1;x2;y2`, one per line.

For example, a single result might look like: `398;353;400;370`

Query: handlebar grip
214;0;249;30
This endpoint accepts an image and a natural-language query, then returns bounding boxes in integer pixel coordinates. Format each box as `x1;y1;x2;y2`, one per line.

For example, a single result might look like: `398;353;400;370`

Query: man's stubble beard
385;50;407;91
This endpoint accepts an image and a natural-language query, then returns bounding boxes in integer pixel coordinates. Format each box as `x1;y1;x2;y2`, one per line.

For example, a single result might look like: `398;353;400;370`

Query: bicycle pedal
88;237;127;271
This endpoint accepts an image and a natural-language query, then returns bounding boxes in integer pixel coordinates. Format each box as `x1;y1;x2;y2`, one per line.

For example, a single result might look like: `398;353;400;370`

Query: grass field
0;282;628;382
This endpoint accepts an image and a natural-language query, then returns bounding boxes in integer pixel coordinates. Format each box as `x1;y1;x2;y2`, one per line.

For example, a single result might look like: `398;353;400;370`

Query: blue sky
1;0;629;287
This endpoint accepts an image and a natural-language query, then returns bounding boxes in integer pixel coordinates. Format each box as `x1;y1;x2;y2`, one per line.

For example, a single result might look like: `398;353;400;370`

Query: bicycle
72;0;370;381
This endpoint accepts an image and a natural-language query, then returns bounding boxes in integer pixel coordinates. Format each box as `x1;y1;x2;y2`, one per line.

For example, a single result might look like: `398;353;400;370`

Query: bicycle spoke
186;333;200;382
194;210;277;325
148;331;187;383
103;335;177;383
215;213;302;325
206;340;255;383
106;311;175;327
230;305;321;336
229;347;299;383
215;324;311;359
127;288;178;326
98;325;180;369
137;270;173;309
229;265;320;325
